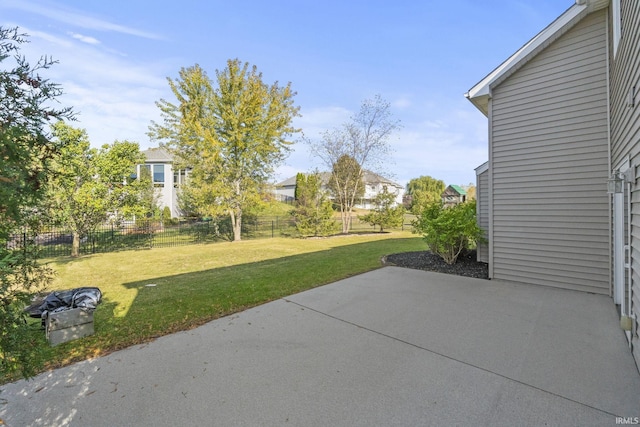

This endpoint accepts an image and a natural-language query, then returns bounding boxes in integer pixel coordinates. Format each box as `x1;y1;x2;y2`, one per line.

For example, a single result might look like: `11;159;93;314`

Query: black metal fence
8;217;295;258
9;215;414;259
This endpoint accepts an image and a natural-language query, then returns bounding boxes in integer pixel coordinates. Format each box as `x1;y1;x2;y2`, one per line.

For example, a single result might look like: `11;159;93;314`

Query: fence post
272;220;274;238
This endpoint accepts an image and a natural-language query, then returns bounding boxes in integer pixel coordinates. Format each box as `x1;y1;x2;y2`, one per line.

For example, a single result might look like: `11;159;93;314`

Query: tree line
1;26;479;380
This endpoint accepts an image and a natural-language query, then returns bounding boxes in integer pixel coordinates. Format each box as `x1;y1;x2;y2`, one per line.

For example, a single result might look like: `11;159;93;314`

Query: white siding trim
612;0;621;57
607;7;613;297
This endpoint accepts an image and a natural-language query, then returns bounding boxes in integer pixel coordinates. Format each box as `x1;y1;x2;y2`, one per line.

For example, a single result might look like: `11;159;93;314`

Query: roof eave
464;93;490;116
464;1;602;115
475;161;489;175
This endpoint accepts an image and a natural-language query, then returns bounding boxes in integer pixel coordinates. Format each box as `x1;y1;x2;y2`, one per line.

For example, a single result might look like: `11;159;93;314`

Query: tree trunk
71;231;81;257
230;209;242;241
340;208;349;234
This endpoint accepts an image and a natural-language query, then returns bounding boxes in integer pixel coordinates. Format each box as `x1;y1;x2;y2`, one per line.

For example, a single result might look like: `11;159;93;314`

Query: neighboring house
274;171;405;208
466;0;640;365
441;185;467;207
273;175;297;203
360;171;405;208
139;148;190;218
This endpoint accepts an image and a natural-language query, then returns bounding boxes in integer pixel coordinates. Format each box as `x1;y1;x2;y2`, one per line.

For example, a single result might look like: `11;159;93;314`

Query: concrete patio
1;266;639;426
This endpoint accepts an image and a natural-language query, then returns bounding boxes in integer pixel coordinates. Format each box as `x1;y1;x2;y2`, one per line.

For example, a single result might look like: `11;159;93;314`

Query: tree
308;95;400;233
292;172;336;237
149;60;300;241
327;154;365;232
405;175;445;215
47;122;149;257
95;137;152;221
137;165;160;218
47;123;105;257
0;27;73;379
412;201;484;264
360;185;405;232
465;184;477;200
294;172;304;201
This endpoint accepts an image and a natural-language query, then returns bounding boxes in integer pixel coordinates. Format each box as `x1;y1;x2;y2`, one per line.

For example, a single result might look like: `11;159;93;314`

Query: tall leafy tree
95;138;153;221
0;27;73;379
47;122;149;257
360;185;405;232
292;172;335;237
406;175;446;215
308;95;400;233
149;60;300;241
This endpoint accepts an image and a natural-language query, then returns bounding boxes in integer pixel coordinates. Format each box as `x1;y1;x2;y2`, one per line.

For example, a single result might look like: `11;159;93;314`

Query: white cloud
277;103;488;187
11;26;173;149
296;105;352;139
391;96;412;110
2;0;162;40
69;32;100;45
390;112;488;186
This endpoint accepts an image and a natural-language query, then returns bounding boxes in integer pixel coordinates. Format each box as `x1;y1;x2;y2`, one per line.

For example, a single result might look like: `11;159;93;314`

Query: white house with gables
467;0;640;366
139;148;189;218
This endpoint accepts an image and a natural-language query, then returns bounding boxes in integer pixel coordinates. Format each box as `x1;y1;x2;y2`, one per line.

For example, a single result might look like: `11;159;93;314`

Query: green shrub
292;172;336;237
412;201;484;264
359;186;405;232
162;206;172;223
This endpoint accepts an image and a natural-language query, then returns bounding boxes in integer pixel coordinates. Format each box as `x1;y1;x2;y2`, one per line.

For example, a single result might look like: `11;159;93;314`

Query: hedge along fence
9;215;413;258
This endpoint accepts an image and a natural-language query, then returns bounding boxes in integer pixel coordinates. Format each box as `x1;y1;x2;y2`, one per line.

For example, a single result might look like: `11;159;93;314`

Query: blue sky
1;0;572;187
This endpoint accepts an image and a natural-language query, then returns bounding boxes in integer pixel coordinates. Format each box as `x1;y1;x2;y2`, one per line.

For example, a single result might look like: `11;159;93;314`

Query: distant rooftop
276;171;402;188
142;147;174;162
448;184;467;195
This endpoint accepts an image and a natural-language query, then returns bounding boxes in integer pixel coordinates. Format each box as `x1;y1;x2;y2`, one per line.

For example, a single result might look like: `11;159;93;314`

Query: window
153;164;164;185
612;0;621;57
173;169;188;187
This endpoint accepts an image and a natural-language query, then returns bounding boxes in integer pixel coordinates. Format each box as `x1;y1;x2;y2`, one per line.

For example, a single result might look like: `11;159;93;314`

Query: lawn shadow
112;237;419;342
7;236;423;384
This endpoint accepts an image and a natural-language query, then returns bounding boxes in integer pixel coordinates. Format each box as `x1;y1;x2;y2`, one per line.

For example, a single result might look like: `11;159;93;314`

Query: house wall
609;0;640;364
360;183;404;209
139;162;181;218
476;166;489;263
489;9;610;293
274;186;296;203
159;163;175;217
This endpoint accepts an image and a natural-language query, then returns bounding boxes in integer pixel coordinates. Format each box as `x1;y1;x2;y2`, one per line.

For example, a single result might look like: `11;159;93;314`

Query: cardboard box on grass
45;308;94;346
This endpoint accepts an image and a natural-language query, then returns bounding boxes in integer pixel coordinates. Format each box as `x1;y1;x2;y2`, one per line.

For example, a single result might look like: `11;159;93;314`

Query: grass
5;231;424;384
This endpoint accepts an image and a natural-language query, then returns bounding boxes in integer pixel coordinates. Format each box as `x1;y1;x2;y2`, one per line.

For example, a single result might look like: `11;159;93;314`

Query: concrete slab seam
283;298;623;419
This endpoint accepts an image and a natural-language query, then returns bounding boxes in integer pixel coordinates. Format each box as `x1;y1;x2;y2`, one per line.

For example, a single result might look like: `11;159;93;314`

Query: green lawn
8;231;424;383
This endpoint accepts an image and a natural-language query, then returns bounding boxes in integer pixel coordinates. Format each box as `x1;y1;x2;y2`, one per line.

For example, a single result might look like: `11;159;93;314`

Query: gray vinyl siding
489;9;610;293
476;167;489;263
609;0;640;363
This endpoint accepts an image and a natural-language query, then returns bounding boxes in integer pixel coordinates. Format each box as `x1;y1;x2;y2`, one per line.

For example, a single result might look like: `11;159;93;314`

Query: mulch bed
384;250;489;279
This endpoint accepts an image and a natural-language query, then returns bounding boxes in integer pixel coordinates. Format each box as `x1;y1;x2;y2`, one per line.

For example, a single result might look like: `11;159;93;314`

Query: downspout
487;91;495;279
606;6;613;298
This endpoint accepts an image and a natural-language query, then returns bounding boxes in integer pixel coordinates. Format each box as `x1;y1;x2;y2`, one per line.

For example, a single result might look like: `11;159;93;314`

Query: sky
1;0;574;188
